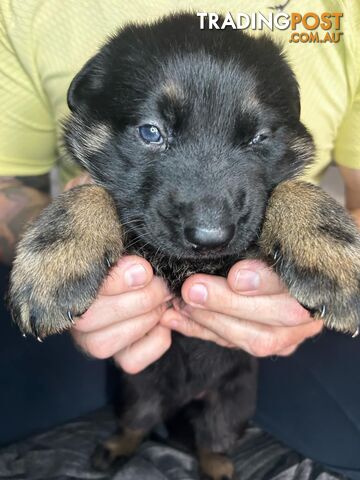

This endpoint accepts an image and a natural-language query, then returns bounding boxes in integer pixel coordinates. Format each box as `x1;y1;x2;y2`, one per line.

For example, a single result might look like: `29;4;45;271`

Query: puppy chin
154;240;246;261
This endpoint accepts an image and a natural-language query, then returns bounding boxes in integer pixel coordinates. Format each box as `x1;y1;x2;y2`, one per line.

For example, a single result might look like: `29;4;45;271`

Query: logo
197;12;344;44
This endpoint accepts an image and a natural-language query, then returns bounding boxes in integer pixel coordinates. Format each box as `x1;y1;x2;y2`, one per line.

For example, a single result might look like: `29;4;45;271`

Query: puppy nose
184;224;235;250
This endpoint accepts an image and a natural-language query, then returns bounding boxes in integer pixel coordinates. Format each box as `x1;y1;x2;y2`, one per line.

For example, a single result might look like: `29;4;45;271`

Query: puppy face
64;13;314;260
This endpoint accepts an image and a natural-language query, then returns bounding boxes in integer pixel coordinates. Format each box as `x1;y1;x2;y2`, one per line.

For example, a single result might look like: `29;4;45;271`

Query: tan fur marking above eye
241;91;260;112
162;80;185;102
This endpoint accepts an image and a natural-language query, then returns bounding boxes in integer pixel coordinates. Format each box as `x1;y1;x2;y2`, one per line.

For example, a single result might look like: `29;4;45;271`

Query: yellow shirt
0;0;359;186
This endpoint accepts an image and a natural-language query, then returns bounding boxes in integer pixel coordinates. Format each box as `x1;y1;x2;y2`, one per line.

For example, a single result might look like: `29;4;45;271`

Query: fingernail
234;269;260;292
124;264;147;287
188;284;208;305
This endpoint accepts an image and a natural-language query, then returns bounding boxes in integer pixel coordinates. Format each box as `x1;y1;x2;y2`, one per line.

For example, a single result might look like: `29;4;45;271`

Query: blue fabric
256;330;360;479
0;265;108;446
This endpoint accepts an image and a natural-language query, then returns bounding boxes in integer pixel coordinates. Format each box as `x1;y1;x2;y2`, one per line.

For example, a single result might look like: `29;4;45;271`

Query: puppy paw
91;443;128;472
91;429;144;472
9;185;123;339
199;450;235;480
260;180;360;335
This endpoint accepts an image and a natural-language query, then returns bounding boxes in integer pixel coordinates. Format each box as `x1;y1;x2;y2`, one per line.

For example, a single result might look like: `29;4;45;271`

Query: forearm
0;175;50;265
338;166;360;228
348;209;360;229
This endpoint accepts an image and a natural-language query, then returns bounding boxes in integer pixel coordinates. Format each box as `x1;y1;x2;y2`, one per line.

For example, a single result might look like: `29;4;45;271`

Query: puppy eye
138;125;163;145
249;132;269;145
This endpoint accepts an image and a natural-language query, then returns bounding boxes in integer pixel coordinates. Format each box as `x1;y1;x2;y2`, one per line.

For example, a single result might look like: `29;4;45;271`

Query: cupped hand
71;255;173;373
161;259;323;357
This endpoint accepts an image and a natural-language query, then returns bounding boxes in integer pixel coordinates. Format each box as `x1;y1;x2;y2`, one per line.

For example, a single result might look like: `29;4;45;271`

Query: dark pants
1;264;359;478
0;265;108;446
256;330;360;479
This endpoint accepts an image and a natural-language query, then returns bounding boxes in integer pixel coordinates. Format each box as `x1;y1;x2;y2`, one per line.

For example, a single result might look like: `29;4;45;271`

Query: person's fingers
99;255;155;295
162;307;323;356
114;325;172;374
181;275;310;327
161;308;233;348
227;259;287;296
73;278;171;333
64;173;92;191
71;306;166;359
176;307;323;357
276;328;325;356
276;345;299;356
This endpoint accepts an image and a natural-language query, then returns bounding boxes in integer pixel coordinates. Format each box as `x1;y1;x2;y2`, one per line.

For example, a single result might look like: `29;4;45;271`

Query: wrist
349;208;360;229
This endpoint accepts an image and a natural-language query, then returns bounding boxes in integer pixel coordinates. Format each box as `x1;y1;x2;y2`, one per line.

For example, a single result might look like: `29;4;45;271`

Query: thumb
227;259;286;296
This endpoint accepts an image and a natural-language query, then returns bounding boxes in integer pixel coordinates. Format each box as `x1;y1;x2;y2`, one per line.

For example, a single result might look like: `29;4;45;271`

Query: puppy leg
92;376;164;471
259;180;360;334
91;427;145;471
193;358;257;480
9;185;123;338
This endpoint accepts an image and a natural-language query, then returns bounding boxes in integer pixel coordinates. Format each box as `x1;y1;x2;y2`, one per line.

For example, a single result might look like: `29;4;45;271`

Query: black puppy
9;13;360;480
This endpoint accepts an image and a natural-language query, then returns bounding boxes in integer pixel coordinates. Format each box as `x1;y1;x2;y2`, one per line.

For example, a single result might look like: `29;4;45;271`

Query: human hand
71;255;172;373
161;260;323;357
64;173;92;191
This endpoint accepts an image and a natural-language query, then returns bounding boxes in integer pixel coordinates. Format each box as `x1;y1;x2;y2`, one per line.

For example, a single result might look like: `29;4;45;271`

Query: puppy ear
293;90;301;120
67;53;105;113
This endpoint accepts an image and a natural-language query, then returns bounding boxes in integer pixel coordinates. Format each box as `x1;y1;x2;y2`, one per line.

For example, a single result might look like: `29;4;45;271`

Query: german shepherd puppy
9;13;360;480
